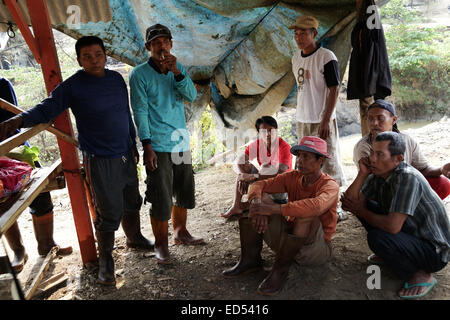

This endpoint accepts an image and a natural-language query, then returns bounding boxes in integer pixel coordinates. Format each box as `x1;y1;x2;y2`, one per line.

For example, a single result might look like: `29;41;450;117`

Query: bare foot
221;205;243;218
398;270;435;299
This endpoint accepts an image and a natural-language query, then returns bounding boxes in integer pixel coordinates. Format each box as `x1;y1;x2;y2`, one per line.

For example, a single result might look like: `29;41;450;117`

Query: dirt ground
7;118;450;301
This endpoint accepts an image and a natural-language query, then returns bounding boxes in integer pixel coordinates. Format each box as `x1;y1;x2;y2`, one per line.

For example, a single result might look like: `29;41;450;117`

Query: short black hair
75;36;106;58
374;131;405;157
255;116;278;132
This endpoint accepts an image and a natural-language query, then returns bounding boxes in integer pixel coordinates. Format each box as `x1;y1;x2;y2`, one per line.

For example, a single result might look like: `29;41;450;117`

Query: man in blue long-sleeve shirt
0;36;154;286
130;24;205;265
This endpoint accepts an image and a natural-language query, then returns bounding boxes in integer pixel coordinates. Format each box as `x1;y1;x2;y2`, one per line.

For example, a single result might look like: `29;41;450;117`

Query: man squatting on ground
353;99;450;200
223;136;339;296
222;116;293;219
130;24;205;265
342;132;450;299
0;36;154;286
0;77;72;273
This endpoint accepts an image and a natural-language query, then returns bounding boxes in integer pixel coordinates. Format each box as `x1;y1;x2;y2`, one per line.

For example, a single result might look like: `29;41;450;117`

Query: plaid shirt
362;162;450;263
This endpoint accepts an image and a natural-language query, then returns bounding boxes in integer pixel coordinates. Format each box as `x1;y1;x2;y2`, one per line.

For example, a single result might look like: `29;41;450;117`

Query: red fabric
0;156;32;198
244;137;293;171
426;176;450;200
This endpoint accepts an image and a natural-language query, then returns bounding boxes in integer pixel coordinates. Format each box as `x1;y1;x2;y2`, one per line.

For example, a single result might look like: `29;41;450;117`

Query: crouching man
341;132;450;299
222;136;339;295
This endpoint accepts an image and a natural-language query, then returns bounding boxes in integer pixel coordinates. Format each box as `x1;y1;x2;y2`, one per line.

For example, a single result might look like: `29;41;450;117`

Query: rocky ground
7;117;450;301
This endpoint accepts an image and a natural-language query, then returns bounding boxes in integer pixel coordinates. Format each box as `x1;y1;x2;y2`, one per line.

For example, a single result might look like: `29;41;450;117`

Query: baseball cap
146;24;172;43
288;16;319;30
290;136;331;159
368;99;396;116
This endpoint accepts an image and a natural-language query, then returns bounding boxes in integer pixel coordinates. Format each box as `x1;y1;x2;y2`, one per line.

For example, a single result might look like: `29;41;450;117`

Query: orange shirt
247;171;339;243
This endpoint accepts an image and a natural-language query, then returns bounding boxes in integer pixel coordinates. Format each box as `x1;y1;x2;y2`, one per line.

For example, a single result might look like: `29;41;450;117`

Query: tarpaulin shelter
0;0;389;265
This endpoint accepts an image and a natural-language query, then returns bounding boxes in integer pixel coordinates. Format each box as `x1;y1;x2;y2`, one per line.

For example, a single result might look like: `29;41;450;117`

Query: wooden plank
0;98;79;148
0;159;63;235
0;123;51;157
24;247;57;300
34;272;68;297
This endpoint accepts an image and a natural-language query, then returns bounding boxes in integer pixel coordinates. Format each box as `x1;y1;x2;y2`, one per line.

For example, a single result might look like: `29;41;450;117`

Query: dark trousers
359;201;447;281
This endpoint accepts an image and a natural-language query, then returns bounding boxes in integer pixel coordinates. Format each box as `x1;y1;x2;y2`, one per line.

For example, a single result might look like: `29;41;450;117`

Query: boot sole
222;266;263;278
257;287;281;296
156;258;172;265
126;243;155;250
97;279;116;286
12;253;29;273
174;238;206;246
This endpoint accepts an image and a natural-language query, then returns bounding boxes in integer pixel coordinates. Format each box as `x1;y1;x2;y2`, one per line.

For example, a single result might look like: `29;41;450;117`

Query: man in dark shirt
0;37;153;286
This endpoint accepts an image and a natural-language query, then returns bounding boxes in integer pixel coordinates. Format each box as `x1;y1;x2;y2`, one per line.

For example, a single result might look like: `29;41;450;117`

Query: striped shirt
362;162;450;263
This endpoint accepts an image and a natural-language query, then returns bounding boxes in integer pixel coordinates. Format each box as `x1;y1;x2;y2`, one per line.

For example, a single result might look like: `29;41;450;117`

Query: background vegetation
0;1;448;168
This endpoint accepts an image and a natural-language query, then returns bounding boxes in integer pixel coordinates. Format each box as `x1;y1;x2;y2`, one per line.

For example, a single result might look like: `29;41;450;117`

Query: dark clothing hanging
347;18;392;100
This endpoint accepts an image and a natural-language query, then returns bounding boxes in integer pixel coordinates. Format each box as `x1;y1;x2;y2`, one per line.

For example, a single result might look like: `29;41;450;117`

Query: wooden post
4;0;97;265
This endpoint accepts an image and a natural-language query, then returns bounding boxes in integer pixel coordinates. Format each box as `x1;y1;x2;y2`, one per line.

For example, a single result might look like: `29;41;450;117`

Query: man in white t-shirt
353;99;450;200
290;16;345;187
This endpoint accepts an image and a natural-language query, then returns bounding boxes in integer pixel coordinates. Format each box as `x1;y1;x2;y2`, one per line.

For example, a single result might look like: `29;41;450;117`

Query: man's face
295;150;323;175
370;140;402;179
258;123;277;145
368;107;398;139
146;36;173;60
77;44;106;77
294;28;316;50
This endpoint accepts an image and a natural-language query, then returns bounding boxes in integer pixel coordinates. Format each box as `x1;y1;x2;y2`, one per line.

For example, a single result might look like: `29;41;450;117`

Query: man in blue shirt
0;37;153;286
130;24;204;265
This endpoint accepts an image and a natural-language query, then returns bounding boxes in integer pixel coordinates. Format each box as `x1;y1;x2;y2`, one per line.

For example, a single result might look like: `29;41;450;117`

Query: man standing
353;99;450;200
0;37;153;286
223;136;339;296
130;24;204;265
342;132;449;299
290;15;345;186
0;77;72;273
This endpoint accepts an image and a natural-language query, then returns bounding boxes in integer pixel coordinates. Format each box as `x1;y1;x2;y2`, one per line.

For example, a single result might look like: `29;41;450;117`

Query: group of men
0;24;204;286
0;15;448;300
222;15;450;300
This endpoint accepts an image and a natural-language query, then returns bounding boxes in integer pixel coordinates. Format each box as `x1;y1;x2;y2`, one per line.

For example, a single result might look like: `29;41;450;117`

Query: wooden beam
0;98;79;148
0;123;50;157
3;0;41;64
26;0;97;265
24;247;57;300
0;159;63;236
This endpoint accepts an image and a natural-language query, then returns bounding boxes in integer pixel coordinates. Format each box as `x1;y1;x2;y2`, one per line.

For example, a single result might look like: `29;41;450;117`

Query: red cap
290;136;331;159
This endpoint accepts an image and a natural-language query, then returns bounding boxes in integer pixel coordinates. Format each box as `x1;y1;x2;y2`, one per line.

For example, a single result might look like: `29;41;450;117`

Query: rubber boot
4;221;28;273
121;211;154;250
96;231;116;286
223;217;264;277
171;206;205;245
32;212;73;256
257;233;307;296
150;217;171;264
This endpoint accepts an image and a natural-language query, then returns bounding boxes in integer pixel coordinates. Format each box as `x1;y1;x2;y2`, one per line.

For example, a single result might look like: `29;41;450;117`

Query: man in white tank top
290;16;345;187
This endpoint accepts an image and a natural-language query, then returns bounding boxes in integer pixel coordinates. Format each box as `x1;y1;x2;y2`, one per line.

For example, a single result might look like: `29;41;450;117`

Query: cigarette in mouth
161;53;165;60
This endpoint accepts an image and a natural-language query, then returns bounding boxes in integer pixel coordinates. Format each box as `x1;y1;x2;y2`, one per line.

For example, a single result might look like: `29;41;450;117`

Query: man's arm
420;163;450;179
0;83;69;140
318;85;339;140
172;62;197;103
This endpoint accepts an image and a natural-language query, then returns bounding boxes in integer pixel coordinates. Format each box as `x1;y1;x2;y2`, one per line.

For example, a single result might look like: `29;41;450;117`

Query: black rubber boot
96;231;116;286
121;211;154;250
222;217;264;278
